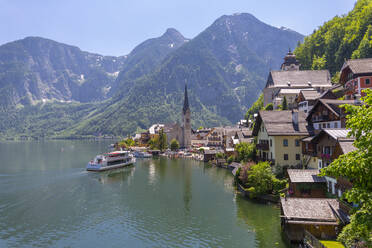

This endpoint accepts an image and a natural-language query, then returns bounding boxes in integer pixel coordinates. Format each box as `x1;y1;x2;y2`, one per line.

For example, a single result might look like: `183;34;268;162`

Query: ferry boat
86;151;136;172
133;151;152;158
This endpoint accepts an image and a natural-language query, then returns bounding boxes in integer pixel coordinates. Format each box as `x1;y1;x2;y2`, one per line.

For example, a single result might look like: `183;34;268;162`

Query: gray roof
338;141;356;154
306;99;357;121
302;136;315;142
287;169;326;183
254;110;310;136
281;198;339;221
267;70;332;88
300;90;321;101
342;58;372;74
322;129;351;140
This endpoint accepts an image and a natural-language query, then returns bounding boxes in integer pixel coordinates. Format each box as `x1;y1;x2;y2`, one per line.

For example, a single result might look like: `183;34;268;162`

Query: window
295;139;300;147
284;154;288;160
323;123;326;128
318;160;323;169
334;122;338;128
283;139;288;147
270;139;272;147
327;123;330;128
296;154;300;160
366;78;371;85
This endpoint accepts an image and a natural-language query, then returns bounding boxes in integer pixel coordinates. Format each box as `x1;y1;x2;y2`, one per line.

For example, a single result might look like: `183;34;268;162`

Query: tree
282;96;288;110
264;103;273;111
198;126;204;130
238;162;286;198
245;93;263;120
311;54;327;70
352;25;372;59
170;139;179;151
158;128;168;151
216;152;225;159
294;0;372;75
235;142;255;162
320;89;372;247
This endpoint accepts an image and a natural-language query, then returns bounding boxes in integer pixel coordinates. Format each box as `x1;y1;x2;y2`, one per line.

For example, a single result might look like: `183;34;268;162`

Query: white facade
313;121;341;130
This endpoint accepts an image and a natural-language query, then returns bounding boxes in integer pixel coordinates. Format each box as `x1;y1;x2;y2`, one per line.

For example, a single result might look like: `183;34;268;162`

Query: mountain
0;13;304;139
0;37;127;107
68;13;304;136
294;0;372;76
110;28;189;96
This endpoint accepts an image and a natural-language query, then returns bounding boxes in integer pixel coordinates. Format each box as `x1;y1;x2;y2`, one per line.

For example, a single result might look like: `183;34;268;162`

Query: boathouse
287;169;326;198
280;197;343;245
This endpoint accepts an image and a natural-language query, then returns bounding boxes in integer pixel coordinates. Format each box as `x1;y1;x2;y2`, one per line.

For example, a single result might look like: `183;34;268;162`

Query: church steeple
183;84;190;114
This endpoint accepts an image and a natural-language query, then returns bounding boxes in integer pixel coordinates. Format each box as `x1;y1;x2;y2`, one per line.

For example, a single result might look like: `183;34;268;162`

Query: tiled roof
300;90;321;100
339;141;356;154
268;70;332;88
342;58;372;74
280;198;339;221
254;110;310;136
312;129;354;144
306;99;357;121
322;129;351;140
287;169;326;183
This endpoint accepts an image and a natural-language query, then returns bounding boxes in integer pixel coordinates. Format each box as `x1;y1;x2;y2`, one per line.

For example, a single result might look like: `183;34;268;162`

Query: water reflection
235;195;287;248
95;167;135;185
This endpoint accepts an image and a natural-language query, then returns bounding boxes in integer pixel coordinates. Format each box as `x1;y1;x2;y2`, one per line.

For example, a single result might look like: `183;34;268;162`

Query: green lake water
0;140;288;247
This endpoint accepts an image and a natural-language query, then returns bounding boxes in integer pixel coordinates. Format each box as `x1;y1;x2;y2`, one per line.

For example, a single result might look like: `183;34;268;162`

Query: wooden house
287;169;326;198
340;58;372;99
306;99;358;133
280;198;344;245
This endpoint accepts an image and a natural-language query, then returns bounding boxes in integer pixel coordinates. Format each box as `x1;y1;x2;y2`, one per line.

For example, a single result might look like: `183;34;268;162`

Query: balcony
312;115;330;122
256;143;269;150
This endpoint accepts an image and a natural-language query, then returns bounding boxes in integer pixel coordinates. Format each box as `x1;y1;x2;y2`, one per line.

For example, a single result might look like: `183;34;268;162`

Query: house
340;58;372;99
331;139;356;198
310;129;354;196
148;124;165;135
280;198;344;245
263;51;333;107
253;110;311;167
206;127;224;148
287;169;326;198
190;128;210;148
296;89;337;113
203;149;223;162
306;99;358;132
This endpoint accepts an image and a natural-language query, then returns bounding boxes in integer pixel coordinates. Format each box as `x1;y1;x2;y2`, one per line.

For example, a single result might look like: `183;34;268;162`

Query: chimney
292;110;299;131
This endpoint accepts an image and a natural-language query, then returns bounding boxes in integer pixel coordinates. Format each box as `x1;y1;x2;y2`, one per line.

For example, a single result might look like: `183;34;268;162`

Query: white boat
133;151;152;158
87;151;136;172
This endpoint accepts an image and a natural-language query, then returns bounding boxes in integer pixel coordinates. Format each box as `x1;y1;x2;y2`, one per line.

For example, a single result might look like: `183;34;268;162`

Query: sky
0;0;356;56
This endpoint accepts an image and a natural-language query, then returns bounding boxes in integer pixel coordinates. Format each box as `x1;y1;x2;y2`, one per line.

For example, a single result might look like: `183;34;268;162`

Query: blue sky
1;0;356;56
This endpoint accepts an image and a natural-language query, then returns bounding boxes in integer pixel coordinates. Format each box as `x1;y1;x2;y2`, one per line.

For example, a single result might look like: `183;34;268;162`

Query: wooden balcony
256;143;269;150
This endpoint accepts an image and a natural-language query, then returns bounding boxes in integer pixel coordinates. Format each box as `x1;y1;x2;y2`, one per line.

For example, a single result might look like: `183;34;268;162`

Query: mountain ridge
0;13;304;139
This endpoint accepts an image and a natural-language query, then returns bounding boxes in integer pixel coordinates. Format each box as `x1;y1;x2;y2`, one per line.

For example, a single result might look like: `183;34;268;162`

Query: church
163;85;191;148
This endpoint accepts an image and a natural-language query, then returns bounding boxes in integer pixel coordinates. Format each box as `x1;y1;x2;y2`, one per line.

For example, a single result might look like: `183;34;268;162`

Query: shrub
227;155;235;164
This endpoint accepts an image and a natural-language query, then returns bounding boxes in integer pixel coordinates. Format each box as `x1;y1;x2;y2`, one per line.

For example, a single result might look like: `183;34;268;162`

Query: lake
0;140;287;247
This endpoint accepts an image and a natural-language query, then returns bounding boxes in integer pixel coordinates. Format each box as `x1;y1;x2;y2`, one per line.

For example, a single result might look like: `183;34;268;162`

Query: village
113;51;371;248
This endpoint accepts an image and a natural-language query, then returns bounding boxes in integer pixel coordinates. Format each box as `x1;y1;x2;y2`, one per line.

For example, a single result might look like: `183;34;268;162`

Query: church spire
183;84;189;114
